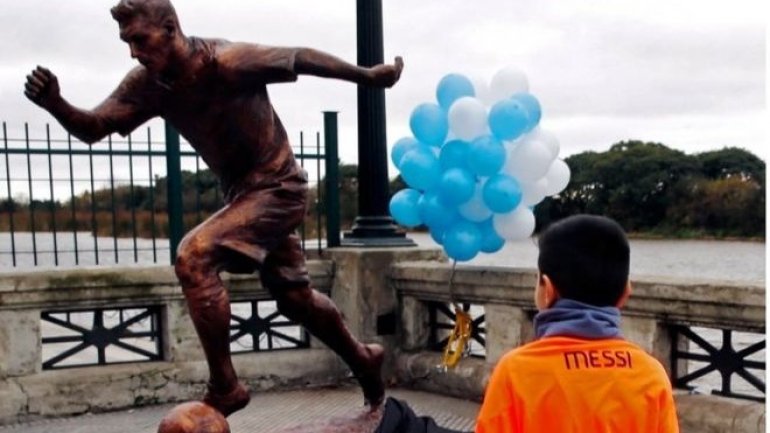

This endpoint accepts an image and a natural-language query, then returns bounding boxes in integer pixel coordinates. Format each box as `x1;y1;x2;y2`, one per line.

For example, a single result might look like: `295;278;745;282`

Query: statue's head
110;0;183;73
110;0;180;30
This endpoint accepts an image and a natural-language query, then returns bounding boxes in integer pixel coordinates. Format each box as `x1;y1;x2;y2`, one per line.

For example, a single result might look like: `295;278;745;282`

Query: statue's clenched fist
369;56;403;88
24;66;61;110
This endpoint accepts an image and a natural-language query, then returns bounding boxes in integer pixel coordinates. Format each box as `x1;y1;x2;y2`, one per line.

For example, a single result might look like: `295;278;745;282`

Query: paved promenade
0;387;480;433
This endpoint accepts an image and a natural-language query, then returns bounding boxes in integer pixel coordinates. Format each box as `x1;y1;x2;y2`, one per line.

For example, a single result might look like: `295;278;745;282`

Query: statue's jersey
476;336;679;433
101;37;303;201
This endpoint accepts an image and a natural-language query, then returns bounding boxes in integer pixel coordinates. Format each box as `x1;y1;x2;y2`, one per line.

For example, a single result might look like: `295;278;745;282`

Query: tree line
1;141;765;240
535;142;764;238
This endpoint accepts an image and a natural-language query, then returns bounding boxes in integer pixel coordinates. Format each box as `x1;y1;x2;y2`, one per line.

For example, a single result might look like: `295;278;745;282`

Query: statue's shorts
177;172;310;290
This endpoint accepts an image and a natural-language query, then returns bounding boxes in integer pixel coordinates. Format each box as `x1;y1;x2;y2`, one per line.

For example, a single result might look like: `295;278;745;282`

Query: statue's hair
110;0;181;29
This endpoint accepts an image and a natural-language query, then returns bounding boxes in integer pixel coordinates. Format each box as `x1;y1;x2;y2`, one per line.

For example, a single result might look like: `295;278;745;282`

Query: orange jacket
476;336;679;433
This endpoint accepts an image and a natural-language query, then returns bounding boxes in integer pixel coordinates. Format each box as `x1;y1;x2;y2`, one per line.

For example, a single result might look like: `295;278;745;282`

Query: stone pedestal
327;246;444;380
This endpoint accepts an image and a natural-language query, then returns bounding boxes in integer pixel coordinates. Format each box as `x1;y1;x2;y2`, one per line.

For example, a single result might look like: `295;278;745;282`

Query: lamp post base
341;216;417;247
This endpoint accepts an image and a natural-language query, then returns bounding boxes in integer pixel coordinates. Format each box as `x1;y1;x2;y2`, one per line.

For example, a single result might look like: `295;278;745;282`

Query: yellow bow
440;303;473;370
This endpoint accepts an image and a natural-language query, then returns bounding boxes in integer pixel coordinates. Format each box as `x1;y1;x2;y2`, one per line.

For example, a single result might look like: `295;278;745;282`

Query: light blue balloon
409;103;449;146
512;93;542;132
399;147;441;191
430;226;446;245
418;191;458;231
443;220;482;261
488;99;529;141
436;73;475;110
438;168;475;207
478;218;505;253
391;137;420;167
439;139;471;171
483;174;522;213
469;135;506;177
389;189;423;228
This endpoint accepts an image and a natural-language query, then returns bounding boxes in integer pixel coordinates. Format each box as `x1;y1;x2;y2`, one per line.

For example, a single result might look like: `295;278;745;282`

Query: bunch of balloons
389;67;571;261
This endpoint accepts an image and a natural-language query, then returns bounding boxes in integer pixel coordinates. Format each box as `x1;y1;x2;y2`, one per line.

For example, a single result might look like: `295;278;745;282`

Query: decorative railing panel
41;306;163;369
427;301;486;358
230;300;309;353
672;325;765;402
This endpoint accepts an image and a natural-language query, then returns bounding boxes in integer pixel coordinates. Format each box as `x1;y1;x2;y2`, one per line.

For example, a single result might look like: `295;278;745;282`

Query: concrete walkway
0;387;480;433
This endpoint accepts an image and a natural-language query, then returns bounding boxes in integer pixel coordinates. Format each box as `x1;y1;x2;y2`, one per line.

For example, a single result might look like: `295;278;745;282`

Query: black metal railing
41;306;163;370
229;300;310;353
0;114;340;270
671;325;765;402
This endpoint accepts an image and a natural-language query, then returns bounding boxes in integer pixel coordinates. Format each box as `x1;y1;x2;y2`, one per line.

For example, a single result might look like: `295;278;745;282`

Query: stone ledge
0;261;334;310
391;261;764;331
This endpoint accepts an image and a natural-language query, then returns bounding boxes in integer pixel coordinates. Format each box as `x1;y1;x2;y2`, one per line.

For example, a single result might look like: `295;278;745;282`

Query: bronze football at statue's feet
203;382;251;417
157;401;230;433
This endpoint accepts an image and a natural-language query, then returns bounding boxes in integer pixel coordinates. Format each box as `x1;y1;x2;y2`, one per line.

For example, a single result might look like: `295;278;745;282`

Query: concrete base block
622;315;673;375
328;247;444;382
163;300;204;363
484;305;532;364
395;352;487;402
0;381;26;421
400;296;430;351
676;392;765;433
0;310;41;377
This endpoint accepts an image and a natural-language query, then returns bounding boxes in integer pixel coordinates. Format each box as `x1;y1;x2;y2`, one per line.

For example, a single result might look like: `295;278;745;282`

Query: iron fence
0;114;340;270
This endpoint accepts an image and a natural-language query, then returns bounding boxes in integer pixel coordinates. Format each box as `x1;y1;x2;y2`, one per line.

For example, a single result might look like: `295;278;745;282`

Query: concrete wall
391;261;766;433
0;262;347;424
0;250;765;433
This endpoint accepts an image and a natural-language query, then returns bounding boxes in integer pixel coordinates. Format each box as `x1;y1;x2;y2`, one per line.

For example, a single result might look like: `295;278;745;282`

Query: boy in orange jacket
476;214;679;433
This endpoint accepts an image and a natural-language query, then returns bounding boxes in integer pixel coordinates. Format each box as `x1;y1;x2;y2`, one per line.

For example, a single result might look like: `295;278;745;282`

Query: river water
1;231;765;398
1;232;765;283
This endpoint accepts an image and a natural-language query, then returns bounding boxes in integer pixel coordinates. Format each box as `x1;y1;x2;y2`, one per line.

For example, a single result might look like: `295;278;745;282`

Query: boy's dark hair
111;0;180;29
537;214;630;307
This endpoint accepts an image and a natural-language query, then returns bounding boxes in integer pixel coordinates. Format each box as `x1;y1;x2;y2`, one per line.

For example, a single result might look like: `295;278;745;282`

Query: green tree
536;141;764;238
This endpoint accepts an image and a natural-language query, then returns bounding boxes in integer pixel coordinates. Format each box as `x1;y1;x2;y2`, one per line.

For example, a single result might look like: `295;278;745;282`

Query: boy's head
536;214;630;309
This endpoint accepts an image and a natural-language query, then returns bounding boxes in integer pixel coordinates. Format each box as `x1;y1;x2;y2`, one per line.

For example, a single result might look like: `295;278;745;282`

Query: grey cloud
0;0;765;166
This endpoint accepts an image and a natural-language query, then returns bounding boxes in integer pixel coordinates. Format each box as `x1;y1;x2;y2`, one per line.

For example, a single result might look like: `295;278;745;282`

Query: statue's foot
203;382;250;417
355;343;385;409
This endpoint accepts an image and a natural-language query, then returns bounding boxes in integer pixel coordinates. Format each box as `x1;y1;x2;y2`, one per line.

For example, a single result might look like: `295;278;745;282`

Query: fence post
323;112;340;248
164;121;185;264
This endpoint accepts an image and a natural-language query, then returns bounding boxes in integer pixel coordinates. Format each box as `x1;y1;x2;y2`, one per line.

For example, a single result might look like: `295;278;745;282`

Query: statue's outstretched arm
294;48;403;88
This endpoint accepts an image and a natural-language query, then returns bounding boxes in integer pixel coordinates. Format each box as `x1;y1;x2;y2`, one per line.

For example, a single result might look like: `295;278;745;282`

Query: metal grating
229;300;309;353
41;306;163;369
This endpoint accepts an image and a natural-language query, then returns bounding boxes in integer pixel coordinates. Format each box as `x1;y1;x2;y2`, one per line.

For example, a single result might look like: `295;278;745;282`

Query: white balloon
448;96;488;141
504;135;553;182
493;206;535;241
529;127;560;159
459;180;493;222
470;75;493;106
489;67;529;102
520;177;549;206
544;159;571;196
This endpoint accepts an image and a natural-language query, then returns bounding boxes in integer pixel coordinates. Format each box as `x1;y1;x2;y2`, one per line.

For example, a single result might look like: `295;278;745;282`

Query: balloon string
448;260;459;310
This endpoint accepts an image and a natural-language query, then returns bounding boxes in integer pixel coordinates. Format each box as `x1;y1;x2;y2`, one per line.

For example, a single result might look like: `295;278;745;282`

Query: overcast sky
1;0;767;174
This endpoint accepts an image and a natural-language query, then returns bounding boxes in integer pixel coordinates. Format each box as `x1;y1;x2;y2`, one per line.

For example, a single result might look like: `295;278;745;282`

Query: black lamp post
342;0;414;246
